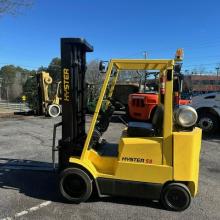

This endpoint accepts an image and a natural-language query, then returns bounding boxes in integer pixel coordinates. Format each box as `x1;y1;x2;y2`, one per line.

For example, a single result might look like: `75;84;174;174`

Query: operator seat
89;103;115;149
127;105;164;137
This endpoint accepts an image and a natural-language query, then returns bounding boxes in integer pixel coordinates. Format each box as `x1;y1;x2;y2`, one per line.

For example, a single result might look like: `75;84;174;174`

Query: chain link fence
0;100;30;113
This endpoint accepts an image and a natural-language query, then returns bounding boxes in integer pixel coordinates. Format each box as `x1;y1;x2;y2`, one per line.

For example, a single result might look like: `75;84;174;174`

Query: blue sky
0;0;220;72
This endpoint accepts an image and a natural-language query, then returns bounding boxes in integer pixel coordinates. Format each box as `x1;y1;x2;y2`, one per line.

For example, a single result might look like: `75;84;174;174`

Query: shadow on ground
0;158;62;202
89;196;163;210
0;158;164;210
202;132;220;143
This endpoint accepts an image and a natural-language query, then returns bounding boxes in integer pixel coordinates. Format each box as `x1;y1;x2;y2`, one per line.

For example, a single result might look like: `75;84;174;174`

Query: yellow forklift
53;38;202;211
37;71;61;117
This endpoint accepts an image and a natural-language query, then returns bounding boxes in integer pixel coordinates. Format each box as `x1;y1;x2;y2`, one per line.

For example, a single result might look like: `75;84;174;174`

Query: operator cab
89;60;194;152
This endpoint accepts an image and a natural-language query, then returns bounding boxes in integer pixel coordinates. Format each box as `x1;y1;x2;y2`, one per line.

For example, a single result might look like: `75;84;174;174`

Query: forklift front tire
48;104;61;118
59;167;93;203
161;183;191;211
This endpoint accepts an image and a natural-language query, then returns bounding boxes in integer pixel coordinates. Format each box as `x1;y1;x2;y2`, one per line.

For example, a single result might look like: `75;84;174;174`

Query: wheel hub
161;183;191;211
63;174;86;198
48;104;61;117
51;106;59;115
198;117;213;131
167;189;187;209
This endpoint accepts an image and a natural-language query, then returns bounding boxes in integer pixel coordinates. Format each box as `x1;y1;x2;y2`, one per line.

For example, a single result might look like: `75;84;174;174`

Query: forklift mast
36;71;52;115
36;73;43;115
59;38;93;169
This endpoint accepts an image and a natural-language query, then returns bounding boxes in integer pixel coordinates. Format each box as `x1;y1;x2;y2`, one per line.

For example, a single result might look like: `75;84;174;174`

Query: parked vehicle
191;92;220;134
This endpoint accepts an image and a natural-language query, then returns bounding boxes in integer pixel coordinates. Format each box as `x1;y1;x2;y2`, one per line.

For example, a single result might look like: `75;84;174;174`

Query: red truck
128;93;191;121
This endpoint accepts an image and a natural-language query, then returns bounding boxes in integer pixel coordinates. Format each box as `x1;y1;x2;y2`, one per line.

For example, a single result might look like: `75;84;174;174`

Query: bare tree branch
0;0;33;16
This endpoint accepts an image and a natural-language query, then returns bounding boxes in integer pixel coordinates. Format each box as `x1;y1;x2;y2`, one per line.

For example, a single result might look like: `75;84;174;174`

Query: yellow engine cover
173;127;202;196
115;137;173;183
118;137;163;165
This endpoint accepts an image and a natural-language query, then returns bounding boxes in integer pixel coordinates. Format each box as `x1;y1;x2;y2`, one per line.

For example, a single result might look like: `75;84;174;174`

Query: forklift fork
52;122;62;169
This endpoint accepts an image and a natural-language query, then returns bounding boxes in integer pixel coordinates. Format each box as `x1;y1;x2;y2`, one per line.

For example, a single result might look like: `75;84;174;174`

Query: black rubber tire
160;183;191;211
48;104;61;118
197;112;219;134
59;167;93;203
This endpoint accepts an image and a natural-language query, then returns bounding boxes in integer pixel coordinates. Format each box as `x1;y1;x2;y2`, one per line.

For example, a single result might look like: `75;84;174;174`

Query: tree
117;70;143;84
47;57;61;82
0;0;33;16
37;66;48;72
86;60;103;100
0;65;30;101
23;70;37;108
85;60;146;100
86;60;102;84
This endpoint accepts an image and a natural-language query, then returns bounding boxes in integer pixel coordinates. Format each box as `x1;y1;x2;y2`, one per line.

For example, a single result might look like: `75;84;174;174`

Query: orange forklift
128;50;191;121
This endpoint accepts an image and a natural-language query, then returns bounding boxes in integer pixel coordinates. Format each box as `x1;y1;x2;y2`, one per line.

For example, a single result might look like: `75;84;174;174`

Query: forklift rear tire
160;183;191;211
59;168;93;203
48;104;61;118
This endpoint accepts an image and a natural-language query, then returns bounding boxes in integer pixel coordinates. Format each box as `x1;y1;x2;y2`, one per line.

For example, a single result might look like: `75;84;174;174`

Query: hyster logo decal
63;68;70;101
121;157;152;164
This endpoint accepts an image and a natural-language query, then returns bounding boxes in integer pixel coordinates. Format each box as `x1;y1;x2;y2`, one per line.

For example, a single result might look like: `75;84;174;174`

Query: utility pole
0;78;2;101
143;51;147;93
143;51;147;60
216;67;219;78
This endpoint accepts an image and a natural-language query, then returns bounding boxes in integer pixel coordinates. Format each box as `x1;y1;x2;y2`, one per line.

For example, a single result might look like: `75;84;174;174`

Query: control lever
117;115;128;126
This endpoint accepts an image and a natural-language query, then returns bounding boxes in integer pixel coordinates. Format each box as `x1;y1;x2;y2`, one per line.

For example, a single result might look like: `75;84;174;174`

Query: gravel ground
0;115;219;220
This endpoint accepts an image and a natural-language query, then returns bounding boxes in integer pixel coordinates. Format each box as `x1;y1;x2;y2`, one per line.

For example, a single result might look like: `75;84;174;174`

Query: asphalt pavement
0;115;219;220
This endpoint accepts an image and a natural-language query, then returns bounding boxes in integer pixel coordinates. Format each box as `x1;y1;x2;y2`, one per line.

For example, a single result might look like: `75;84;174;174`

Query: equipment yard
1;0;220;219
0;115;219;220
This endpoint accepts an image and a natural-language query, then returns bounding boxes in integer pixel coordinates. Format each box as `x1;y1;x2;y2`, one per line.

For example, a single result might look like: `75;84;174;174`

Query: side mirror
99;61;108;73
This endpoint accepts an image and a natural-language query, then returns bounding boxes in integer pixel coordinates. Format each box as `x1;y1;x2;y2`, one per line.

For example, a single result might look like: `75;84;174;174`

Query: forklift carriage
54;38;202;211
